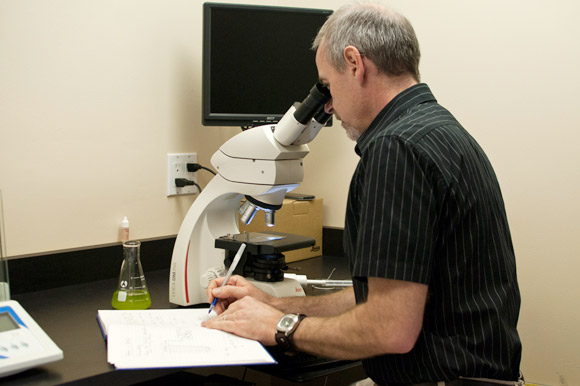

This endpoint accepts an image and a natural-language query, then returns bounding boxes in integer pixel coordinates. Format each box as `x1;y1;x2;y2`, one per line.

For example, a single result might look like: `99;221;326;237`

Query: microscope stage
215;231;315;255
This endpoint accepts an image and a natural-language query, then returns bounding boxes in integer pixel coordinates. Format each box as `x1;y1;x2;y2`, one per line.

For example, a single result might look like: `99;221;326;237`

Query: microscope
169;83;332;306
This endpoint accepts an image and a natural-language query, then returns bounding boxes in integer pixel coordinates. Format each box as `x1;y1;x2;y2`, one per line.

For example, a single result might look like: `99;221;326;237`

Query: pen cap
200;266;227;289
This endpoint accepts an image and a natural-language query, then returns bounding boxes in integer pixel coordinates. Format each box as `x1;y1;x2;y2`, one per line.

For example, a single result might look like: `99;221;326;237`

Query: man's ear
343;45;365;81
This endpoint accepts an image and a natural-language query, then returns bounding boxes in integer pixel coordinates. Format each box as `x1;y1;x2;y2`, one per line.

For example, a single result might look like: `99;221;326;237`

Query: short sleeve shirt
343;84;522;383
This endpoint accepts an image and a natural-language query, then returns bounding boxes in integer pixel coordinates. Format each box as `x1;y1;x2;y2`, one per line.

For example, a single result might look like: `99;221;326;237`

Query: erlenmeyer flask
111;240;151;310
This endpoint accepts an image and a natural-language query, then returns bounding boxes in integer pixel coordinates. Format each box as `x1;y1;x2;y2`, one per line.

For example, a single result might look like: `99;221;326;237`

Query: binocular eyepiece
293;82;332;126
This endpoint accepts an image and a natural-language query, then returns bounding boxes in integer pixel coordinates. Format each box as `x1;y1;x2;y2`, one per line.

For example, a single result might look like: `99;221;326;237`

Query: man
202;3;522;385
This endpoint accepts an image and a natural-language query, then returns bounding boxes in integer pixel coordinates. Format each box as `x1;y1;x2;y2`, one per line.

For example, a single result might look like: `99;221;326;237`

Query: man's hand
205;274;274;314
202;295;283;346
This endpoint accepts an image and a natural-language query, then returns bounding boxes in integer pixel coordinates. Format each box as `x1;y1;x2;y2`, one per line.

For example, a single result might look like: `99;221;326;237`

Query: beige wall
1;0;579;384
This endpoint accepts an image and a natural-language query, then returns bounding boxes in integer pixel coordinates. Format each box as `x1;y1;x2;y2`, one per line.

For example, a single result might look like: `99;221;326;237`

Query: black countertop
4;255;365;386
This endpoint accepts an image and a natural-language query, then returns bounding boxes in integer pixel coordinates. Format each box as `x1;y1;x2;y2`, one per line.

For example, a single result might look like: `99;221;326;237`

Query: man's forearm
288;279;428;360
271;287;355;317
292;306;371;359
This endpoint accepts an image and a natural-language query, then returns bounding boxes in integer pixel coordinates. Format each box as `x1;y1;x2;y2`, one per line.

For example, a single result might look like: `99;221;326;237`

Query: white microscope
169;83;332;306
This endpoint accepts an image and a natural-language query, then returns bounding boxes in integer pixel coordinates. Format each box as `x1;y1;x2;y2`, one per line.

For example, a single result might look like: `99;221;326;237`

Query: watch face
277;314;298;332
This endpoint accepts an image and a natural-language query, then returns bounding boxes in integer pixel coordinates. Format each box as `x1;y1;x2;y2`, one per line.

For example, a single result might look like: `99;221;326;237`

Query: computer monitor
202;3;332;128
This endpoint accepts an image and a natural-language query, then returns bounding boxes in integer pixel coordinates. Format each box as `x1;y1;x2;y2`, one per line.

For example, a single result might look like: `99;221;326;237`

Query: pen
208;242;246;314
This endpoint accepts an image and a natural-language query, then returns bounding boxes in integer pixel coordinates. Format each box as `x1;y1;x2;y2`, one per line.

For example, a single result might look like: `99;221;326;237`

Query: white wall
1;1;579;384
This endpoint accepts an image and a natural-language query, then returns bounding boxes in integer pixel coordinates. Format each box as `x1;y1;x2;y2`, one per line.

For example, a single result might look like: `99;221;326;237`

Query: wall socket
167;153;198;196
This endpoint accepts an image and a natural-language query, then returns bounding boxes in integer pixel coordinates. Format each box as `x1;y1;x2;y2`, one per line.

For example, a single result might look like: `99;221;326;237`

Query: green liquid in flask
111;289;151;310
112;241;152;310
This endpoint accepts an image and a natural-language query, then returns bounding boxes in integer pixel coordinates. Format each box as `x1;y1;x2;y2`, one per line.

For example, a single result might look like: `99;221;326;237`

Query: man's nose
324;99;334;114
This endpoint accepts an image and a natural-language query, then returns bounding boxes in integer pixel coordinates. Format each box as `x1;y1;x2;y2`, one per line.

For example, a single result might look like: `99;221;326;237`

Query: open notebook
97;309;276;369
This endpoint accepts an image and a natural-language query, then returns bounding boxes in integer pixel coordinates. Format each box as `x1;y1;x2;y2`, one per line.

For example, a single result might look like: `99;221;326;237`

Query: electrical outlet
167;153;198;196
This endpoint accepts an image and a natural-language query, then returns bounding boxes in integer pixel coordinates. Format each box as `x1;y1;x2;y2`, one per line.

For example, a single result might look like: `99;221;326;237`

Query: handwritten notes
97;309;275;369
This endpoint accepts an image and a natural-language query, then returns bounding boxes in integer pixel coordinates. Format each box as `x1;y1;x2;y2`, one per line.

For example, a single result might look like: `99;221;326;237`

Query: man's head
313;2;421;140
313;2;420;81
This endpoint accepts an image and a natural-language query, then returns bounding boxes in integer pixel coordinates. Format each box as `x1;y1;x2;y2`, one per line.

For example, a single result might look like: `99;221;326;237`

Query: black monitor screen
202;3;332;127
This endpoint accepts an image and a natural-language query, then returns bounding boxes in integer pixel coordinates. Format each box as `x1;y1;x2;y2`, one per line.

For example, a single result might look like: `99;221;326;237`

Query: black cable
174;178;202;193
186;163;217;175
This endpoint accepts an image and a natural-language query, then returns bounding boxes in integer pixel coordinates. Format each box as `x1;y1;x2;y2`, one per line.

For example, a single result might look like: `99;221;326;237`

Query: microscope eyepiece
313;103;332;126
273;82;332;146
293;82;332;125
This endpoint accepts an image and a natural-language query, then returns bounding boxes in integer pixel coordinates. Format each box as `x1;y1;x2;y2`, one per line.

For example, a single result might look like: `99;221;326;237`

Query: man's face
315;45;363;141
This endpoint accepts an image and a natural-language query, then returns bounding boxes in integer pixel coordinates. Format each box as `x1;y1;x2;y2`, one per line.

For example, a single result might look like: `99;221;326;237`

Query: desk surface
5;255;364;385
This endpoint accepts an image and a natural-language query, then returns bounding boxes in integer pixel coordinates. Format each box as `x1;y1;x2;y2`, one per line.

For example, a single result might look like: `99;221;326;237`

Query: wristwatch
275;313;306;352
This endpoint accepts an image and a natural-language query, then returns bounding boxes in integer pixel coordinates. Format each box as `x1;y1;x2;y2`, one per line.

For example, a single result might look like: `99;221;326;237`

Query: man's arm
271;286;356;316
203;276;427;360
293;277;428;359
205;274;355;316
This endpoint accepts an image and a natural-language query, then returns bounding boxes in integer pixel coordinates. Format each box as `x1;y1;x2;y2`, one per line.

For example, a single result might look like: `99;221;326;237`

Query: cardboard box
239;198;323;262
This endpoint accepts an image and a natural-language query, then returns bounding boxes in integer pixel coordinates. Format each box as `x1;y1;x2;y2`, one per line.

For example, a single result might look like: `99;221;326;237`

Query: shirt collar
354;83;436;156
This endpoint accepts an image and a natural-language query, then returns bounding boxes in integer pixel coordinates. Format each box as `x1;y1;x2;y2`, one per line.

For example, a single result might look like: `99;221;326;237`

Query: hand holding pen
208;243;246;314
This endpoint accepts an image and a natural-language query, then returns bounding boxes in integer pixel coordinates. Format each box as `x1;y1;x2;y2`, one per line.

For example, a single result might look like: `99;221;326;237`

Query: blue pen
208;242;246;314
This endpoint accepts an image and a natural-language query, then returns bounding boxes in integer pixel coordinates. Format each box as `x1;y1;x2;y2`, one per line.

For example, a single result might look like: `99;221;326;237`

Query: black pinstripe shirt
344;84;521;384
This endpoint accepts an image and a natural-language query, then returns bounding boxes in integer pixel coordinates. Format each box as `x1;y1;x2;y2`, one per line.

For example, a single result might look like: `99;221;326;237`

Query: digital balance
0;191;63;377
0;300;63;377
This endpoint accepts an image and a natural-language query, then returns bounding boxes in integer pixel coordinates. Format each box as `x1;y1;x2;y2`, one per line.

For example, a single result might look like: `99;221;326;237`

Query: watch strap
275;314;306;352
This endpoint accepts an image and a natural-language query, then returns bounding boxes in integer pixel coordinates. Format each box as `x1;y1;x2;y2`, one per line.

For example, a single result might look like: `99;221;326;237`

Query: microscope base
248;278;305;298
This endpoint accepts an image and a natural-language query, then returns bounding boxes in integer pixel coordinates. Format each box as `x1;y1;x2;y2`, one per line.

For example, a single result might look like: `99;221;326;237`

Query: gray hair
312;2;421;81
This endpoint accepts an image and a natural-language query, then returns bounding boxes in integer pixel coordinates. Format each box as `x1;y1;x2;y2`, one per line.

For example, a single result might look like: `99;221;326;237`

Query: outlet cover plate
167;153;198;196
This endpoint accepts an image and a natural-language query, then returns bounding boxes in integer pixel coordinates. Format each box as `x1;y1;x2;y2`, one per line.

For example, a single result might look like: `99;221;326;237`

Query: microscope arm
169;126;305;305
169;83;331;306
169;174;299;305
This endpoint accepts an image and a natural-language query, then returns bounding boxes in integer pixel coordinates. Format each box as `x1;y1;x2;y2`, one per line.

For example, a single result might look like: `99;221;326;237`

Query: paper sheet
98;309;275;369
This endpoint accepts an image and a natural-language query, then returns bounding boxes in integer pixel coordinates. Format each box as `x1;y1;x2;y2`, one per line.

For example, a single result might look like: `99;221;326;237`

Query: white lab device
0;191;63;377
169;83;331;306
0;300;63;377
